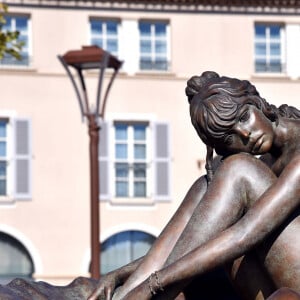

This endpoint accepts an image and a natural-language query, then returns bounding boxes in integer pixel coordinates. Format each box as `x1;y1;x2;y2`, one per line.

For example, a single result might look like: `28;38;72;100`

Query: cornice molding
4;0;300;13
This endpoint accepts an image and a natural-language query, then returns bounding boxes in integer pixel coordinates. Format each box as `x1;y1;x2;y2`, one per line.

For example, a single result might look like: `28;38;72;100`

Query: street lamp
58;46;122;279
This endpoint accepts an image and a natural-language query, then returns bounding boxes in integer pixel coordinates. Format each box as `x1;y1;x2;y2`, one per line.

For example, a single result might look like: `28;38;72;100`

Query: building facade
0;0;300;287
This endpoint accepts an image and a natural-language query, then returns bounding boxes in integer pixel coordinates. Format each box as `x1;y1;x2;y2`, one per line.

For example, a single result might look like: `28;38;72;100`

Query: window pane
255;59;267;72
0;180;6;195
134;125;146;140
270;25;280;38
107;39;118;53
16;17;28;32
3;16;12;31
255;43;266;56
155;23;166;36
155;40;166;54
134;144;146;159
139;23;151;37
0;162;6;177
116;163;129;178
91;21;102;35
0;142;6;157
140;58;152;70
116;125;127;140
269;60;282;72
154;59;168;71
0;121;7;138
115;144;127;159
255;25;266;38
134;182;146;197
140;40;151;54
134;163;146;178
270;43;281;56
91;38;103;48
107;21;117;35
116;182;128;197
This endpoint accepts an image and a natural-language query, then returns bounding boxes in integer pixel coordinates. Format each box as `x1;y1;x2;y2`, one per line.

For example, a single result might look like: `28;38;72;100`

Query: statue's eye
224;135;233;146
239;109;250;122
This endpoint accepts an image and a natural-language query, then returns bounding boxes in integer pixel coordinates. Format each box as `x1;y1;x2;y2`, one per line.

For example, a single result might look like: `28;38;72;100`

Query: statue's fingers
88;286;103;300
105;288;112;300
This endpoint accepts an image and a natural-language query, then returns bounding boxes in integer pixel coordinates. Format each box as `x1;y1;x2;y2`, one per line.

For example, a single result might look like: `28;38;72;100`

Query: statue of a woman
89;71;300;300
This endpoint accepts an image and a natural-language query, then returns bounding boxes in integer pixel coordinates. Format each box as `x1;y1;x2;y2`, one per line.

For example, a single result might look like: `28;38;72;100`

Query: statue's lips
252;134;264;152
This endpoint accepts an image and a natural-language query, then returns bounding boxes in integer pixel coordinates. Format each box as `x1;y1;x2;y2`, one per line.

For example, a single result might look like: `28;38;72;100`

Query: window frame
254;23;286;74
138;20;170;71
0;14;32;67
113;121;151;198
89;17;120;57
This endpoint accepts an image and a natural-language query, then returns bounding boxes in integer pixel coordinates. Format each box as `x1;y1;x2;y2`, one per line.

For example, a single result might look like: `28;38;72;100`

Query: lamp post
58;46;122;279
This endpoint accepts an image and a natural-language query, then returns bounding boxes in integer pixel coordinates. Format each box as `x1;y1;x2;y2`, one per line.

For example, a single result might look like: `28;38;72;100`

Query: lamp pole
58;46;122;279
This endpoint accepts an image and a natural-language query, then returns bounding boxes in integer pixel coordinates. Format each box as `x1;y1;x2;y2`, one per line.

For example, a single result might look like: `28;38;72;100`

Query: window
139;21;169;71
100;231;155;274
0;115;31;201
254;24;285;73
114;122;148;198
90;19;119;56
0;120;8;196
0;232;34;284
0;15;30;66
99;120;170;202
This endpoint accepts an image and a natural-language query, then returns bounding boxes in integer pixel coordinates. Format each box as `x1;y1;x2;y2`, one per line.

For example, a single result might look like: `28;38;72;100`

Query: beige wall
0;3;300;284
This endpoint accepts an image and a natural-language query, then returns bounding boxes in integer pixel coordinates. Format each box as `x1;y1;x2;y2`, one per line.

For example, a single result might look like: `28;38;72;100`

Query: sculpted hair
186;71;300;181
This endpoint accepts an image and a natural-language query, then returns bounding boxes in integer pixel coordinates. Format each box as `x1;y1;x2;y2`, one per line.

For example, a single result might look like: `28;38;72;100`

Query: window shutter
13;118;32;200
99;121;111;201
153;122;171;201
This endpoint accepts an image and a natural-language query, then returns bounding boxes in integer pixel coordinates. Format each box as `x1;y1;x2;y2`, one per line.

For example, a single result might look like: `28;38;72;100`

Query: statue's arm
123;154;300;300
89;175;208;300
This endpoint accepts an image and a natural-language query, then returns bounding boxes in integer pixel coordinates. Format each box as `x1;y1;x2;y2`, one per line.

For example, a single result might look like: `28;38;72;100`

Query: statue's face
214;104;275;155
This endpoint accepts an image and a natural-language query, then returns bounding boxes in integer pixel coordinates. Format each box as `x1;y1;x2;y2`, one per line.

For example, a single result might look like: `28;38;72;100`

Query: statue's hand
88;273;118;300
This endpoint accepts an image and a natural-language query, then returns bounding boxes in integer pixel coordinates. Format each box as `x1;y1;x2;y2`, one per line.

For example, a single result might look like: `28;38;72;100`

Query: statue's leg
266;288;300;300
113;176;209;299
162;153;277;300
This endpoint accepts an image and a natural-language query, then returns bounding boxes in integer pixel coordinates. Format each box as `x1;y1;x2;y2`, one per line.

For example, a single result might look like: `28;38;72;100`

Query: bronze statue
88;71;300;300
1;72;300;300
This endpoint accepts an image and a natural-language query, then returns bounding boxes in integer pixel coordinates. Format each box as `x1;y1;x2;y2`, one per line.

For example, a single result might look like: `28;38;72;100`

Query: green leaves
0;3;24;61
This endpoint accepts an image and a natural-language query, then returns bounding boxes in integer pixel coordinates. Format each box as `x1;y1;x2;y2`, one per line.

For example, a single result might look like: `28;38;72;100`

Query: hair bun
186;71;220;103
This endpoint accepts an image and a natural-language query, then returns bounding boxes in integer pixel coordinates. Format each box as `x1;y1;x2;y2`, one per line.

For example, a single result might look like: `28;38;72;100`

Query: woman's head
186;71;277;155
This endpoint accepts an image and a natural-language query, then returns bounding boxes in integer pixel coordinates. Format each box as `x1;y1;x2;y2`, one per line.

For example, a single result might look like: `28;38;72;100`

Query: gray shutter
153;122;171;201
14;118;32;200
99;121;111;201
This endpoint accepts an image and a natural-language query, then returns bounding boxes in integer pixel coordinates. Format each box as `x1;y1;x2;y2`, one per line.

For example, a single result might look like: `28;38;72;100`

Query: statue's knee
267;287;300;300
